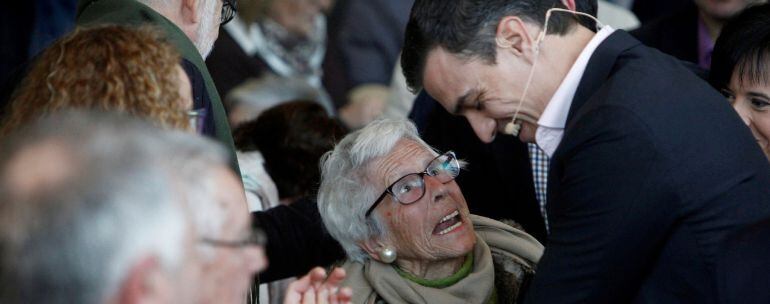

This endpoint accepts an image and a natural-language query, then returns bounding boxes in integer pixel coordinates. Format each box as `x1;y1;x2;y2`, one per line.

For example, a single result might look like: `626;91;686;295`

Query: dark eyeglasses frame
364;151;458;218
220;0;238;25
200;228;265;248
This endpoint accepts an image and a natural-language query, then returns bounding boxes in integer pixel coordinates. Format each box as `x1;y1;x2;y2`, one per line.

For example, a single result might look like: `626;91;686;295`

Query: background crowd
1;0;770;303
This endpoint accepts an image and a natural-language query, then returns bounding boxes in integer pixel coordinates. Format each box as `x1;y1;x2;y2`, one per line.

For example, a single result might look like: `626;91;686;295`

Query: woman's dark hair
233;100;346;200
710;3;770;90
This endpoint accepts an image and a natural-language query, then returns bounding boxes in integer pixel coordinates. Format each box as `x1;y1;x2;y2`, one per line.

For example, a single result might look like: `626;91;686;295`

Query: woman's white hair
317;118;437;262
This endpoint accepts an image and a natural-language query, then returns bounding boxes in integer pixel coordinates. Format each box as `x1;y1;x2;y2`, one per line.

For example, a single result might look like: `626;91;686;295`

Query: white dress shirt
536;26;617;157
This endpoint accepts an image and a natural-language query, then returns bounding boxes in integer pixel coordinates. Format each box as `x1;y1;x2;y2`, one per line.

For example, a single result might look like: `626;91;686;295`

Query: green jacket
76;0;241;175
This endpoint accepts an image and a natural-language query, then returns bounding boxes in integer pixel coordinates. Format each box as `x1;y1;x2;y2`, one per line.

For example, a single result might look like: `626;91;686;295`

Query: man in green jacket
76;0;240;173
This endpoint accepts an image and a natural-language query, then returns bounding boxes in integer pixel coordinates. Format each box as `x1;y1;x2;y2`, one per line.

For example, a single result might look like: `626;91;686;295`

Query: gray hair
145;126;232;259
317;119;437;262
0;111;188;304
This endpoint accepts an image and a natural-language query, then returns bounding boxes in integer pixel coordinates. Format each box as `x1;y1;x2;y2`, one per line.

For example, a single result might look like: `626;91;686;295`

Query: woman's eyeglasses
364;151;460;218
221;0;237;25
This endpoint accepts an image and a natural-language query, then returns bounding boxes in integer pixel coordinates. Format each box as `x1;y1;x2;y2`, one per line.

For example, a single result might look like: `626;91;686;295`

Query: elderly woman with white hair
318;119;543;303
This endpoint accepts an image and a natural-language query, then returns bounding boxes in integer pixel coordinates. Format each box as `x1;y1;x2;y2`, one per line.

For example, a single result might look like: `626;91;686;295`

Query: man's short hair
401;0;580;92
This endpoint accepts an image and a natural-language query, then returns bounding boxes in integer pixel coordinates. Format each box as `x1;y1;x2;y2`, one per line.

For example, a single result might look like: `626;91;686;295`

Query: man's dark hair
709;3;770;90
233;101;346;200
575;0;599;30
402;0;587;92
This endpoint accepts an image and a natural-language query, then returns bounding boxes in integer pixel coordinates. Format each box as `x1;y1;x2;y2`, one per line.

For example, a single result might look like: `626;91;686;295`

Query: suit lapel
565;31;641;127
546;31;641;219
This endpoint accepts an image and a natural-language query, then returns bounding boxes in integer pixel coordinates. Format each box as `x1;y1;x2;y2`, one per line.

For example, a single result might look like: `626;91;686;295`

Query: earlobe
360;239;396;263
360;239;382;262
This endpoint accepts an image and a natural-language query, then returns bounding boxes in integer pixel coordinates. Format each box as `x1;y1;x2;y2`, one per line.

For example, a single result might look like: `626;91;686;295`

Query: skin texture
364;139;476;280
422;18;594;144
197;167;266;303
725;71;770;160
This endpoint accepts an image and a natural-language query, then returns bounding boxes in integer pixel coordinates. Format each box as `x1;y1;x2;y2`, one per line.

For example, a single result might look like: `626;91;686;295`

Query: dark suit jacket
76;0;241;174
523;31;770;303
716;217;770;304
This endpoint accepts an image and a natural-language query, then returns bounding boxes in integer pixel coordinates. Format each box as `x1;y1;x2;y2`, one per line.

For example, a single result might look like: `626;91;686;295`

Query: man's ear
495;16;537;59
359;239;386;263
180;0;201;25
561;0;577;11
115;256;168;304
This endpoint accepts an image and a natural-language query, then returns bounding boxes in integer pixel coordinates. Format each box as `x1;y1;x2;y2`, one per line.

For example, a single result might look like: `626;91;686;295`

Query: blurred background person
226;75;333;127
632;0;765;70
0;111;352;304
233;100;346;304
710;3;770;160
233;100;346;210
0;112;201;304
0;26;193;136
207;0;335;122
324;0;413;128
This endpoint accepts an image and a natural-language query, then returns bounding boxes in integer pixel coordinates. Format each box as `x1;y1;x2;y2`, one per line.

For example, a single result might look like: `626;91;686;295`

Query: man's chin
518;123;538;143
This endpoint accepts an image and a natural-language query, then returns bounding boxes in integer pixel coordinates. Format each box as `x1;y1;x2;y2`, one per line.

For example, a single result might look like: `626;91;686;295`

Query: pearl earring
379;246;397;264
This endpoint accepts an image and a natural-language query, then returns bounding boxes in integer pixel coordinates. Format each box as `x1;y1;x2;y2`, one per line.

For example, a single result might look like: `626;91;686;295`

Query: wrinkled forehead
365;139;437;186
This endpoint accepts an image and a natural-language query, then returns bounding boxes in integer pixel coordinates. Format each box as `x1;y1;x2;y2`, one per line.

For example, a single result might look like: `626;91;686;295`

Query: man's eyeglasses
221;0;238;25
186;108;207;134
364;151;460;218
200;228;266;248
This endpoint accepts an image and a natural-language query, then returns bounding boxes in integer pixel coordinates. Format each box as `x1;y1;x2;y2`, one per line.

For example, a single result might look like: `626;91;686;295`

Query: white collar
535;26;616;156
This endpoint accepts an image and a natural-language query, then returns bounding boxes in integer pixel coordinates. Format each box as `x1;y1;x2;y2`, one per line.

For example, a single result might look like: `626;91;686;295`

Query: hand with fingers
283;267;353;304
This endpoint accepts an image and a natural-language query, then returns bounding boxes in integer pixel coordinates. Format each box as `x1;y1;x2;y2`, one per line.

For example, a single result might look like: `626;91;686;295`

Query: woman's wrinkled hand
283;267;353;304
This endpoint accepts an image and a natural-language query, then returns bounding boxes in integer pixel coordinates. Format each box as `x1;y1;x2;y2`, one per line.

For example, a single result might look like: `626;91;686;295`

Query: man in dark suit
402;0;770;302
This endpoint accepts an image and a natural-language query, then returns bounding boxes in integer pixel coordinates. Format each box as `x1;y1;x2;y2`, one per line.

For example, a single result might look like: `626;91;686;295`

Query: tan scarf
342;215;544;304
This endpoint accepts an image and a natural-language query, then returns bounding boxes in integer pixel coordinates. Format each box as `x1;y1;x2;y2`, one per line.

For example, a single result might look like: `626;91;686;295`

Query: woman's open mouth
433;209;463;235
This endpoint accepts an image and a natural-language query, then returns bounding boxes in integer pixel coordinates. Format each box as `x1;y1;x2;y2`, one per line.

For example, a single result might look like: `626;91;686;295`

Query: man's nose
464;112;497;143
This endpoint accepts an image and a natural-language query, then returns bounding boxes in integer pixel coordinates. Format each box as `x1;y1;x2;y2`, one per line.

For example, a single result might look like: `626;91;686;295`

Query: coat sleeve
523;106;678;303
252;198;346;282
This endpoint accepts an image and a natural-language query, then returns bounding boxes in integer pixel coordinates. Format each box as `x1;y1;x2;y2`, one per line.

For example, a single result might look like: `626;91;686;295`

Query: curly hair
1;25;188;135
